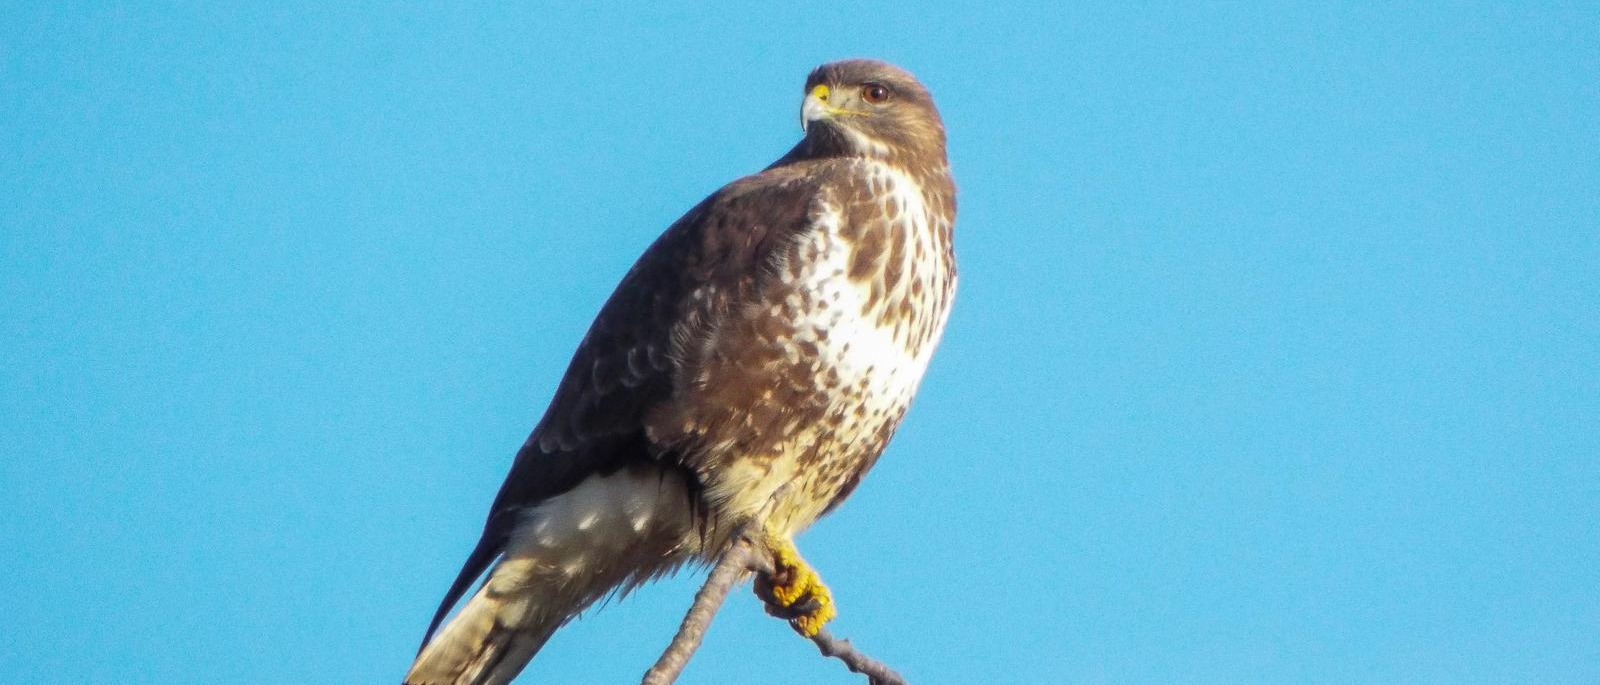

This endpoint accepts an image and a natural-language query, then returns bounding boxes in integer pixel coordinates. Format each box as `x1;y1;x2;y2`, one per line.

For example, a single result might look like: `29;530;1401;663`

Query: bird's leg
752;534;837;637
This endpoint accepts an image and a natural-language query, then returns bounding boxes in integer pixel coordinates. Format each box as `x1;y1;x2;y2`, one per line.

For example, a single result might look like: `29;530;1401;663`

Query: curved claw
754;536;838;637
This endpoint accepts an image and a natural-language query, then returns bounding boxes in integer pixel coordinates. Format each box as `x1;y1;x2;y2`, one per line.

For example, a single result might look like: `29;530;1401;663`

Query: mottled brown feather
413;60;958;680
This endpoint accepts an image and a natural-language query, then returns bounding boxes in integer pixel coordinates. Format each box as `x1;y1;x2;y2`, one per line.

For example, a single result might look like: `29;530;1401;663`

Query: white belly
710;161;955;533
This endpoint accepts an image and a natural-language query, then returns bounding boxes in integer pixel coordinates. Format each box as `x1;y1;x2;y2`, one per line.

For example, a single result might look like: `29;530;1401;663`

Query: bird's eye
861;83;891;105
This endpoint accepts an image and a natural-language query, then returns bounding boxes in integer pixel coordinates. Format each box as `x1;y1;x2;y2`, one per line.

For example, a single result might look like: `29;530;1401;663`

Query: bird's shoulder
483;159;867;516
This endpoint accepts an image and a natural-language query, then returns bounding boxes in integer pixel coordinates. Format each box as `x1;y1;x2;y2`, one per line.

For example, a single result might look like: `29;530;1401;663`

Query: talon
756;592;823;621
754;536;838;637
791;593;836;637
788;595;824;616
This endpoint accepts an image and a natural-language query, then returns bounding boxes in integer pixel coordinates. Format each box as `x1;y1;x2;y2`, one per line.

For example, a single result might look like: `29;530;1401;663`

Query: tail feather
404;465;698;685
417;527;505;656
404;567;559;685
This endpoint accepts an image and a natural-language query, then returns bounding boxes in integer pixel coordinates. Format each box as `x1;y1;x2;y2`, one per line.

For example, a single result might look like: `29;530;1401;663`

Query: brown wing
418;164;825;648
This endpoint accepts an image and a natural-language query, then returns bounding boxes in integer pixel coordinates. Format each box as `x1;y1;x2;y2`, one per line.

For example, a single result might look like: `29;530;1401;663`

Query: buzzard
406;59;957;685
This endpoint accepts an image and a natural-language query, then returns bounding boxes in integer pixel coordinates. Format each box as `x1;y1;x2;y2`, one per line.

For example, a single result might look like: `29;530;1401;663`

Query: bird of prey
405;59;957;685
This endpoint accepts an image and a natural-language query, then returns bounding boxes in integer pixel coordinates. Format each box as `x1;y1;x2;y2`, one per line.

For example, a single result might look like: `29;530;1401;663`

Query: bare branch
641;529;911;685
809;629;907;685
640;532;760;685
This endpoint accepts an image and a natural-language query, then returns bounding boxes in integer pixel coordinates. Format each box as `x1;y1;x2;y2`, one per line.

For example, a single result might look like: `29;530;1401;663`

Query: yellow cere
810;84;831;102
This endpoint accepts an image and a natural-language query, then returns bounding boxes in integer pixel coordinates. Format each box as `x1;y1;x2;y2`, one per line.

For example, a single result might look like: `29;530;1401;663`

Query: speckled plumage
406;60;956;685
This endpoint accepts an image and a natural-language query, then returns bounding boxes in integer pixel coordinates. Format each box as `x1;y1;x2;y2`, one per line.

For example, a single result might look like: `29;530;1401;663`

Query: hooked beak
801;84;832;133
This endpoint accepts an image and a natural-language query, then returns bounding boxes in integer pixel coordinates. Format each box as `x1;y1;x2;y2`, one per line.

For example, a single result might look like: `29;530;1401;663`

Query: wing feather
417;165;828;647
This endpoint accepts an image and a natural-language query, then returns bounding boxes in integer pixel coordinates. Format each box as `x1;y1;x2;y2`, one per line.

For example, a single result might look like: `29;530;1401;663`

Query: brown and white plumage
405;59;957;685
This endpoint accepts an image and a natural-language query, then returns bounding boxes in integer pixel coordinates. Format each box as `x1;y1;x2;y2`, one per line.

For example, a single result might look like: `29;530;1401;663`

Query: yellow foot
753;536;838;637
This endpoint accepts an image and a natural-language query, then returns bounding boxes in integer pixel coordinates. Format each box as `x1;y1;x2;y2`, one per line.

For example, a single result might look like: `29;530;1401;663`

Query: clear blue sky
3;3;1596;684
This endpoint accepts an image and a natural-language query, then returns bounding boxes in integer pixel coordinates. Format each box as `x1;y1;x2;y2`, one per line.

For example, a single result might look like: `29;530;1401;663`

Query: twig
641;528;911;685
810;629;907;685
641;532;762;685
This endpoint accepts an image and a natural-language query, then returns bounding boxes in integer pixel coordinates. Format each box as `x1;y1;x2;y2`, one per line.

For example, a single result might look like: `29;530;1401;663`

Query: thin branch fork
641;531;908;685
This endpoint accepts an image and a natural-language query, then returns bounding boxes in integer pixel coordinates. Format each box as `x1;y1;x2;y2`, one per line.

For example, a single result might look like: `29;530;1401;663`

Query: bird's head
797;60;947;166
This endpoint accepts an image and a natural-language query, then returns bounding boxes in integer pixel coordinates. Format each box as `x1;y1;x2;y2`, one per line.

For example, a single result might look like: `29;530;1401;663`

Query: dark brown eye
861;83;891;104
